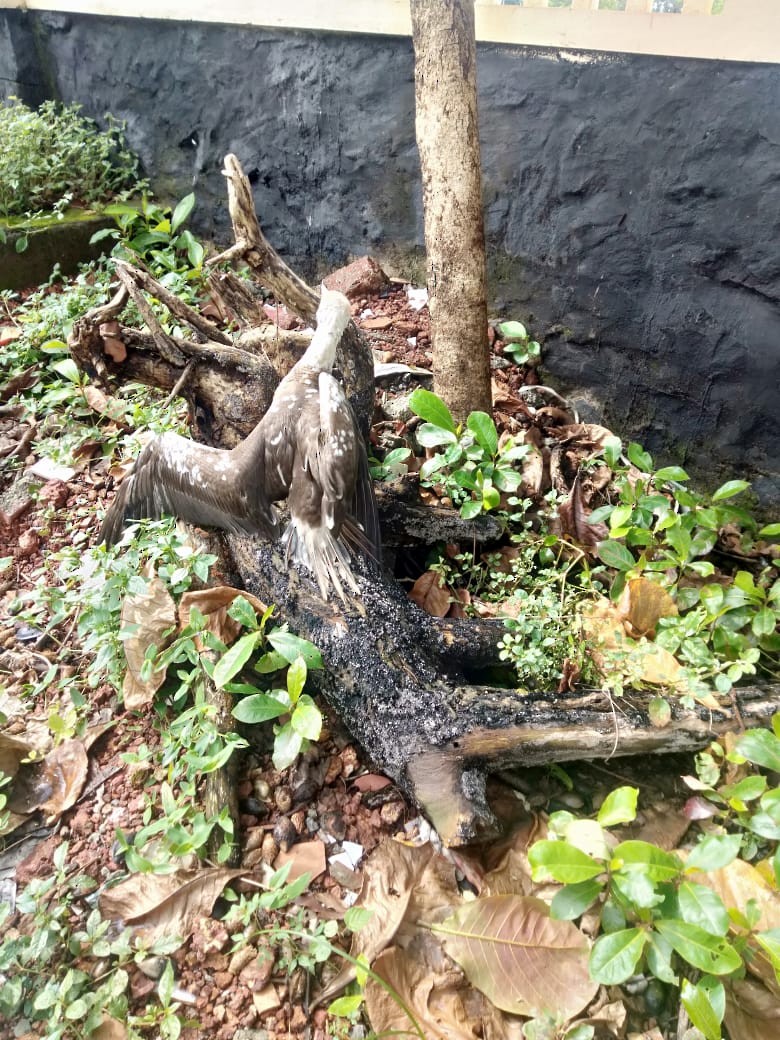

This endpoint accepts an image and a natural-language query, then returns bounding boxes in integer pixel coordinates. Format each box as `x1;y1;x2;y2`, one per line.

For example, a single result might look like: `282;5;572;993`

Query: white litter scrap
405;286;428;311
328;840;364;872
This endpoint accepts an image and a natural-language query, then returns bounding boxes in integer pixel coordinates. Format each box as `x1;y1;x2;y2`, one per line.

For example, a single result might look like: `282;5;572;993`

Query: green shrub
0;97;144;219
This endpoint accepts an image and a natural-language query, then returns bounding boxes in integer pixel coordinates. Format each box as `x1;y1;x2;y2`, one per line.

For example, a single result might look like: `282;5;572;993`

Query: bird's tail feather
282;520;359;602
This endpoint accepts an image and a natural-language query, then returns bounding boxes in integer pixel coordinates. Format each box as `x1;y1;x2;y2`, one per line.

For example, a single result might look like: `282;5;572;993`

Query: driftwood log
70;157;780;846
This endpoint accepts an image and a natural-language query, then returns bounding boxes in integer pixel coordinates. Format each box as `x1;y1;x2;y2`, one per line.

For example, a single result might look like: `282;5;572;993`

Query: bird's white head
301;285;353;372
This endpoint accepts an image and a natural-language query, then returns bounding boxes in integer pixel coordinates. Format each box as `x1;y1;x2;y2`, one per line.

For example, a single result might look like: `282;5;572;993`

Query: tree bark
411;0;492;422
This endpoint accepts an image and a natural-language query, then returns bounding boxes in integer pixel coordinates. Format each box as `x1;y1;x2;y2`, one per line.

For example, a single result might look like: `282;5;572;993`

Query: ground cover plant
0;97;144;224
0;224;778;1040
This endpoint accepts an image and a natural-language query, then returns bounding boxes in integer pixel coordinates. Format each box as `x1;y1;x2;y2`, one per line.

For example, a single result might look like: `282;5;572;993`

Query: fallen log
70;157;780;847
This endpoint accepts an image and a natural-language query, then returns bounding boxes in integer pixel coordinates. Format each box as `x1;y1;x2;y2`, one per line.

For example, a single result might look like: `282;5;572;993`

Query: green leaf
681;977;725;1040
267;629;323;669
597;786;638;827
646;931;678;984
678;882;730;936
40;338;69;354
466;411;498;456
589;928;648;985
460;499;483;520
52;357;81;384
255;650;288;674
15;234;28;253
213;630;261;688
712;479;750;502
550;879;603;920
665;523;692;561
231;692;288;724
498;320;527;341
89;226;116;244
752;607;777;638
609;504;633;531
328;995;363;1018
685;834;742;873
272;722;303;771
654;466;690;482
648;696;671;728
655;919;741;975
528;840;604;884
759;523;780;538
627;442;653;472
170;192;195;233
344;906;373;932
227;594;259;630
735;728;780;772
755;929;780;976
416;422;458;447
612;841;682;883
290;694;322;740
408;387;457;434
597;539;636;572
482;484;501;511
286;655;307;702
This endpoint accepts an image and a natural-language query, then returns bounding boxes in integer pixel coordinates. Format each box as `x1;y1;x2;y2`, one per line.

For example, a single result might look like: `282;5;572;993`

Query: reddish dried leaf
274;839;326;884
8;739;89;823
437;894;597;1018
617;577;678;638
409;570;450;617
448;587;471;619
352;773;392;793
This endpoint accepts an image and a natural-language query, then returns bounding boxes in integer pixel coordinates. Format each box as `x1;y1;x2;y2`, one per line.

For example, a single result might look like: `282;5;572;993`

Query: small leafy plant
409;387;528;518
497;318;541;368
0;97;144;220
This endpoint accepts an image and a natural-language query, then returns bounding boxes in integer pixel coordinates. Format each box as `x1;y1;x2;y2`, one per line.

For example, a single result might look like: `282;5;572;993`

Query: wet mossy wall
2;10;778;505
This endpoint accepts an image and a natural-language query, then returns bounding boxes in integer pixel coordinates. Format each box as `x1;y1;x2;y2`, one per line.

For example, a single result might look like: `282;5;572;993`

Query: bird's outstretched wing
99;431;279;545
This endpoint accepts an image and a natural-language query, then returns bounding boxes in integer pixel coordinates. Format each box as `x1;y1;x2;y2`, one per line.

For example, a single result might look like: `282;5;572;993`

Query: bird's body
100;286;379;599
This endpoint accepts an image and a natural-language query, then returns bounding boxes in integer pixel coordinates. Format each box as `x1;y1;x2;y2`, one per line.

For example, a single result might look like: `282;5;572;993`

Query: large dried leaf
555;475;607;550
617;577;677;638
435;894;597;1018
0;730;36;777
409;570;451;617
581;598;686;691
178;586;268;648
121;567;177;709
725;977;780;1040
316;840;434;1004
99;867;244;945
482;818;540;898
91;1016;128;1040
83;385;129;424
7;739;88;823
274;839;326;883
366;936;516;1040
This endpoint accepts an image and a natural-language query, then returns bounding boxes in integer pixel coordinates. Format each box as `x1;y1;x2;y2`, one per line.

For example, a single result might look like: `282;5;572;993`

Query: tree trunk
411;0;492;422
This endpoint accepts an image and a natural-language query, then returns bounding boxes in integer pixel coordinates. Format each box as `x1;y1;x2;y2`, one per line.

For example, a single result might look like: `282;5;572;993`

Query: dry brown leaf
352;773;392;793
482;818;541;898
98;867;245;945
520;446;546;498
555;475;607;551
617;577;677;637
178;586;268;648
82;385;129;424
725;977;780;1040
366;936;513;1040
0;730;35;777
409;570;451;617
7;739;89;823
91;1016;128;1040
121;566;177;709
581;598;686;690
99;321;127;362
316;840;434;1005
436;894;598;1018
448;587;471;619
274;839;326;883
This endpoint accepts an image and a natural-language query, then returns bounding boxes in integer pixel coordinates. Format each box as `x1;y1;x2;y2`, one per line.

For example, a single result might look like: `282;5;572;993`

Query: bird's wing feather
99;431;278;544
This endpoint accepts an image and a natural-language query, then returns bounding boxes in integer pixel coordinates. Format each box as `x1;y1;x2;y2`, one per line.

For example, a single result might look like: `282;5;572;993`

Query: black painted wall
2;10;778;506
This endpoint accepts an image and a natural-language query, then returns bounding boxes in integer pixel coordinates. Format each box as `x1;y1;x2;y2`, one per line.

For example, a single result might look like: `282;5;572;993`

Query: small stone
380;800;405;827
290;809;306;834
227;945;257;976
273;816;297;853
253;777;271;800
262;302;299;331
361;315;393;331
16;529;39;558
38;480;70;509
261;833;279;865
274;786;292;813
319;811;346;843
213;971;233;990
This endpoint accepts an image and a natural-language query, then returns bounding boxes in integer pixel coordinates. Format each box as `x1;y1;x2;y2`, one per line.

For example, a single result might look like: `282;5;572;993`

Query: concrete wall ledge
0;0;778;64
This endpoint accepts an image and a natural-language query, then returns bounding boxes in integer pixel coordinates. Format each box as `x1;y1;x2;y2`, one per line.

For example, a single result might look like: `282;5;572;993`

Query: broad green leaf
272;722;303;770
551;879;603;921
15;234;28;253
528;840;603;884
286;655;307;702
498;320;527;341
759;522;780;538
609;504;633;531
416;422;458;447
460;499;483;520
648;696;671;728
589;928;648;985
665;523;692;561
685;834;742;873
227;594;259;630
267;629;323;669
736;728;780;772
255;650;288;674
212;630;261;688
712;479;749;502
467;411;498;456
482;484;501;511
654;466;690;482
681;977;724;1040
328;995;363;1018
231;692;288;724
170;192;195;232
597;786;638;827
678;882;729;936
612;841;682;883
435;894;597;1017
752;607;777;637
655;919;741;975
290;694;322;740
52;357;81;384
344;906;373;932
597;539;636;572
408;388;457;433
626;442;653;471
646;931;678;984
40;338;69;354
755;929;780;977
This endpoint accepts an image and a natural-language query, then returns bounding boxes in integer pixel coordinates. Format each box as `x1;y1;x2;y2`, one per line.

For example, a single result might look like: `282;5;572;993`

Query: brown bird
100;286;380;600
